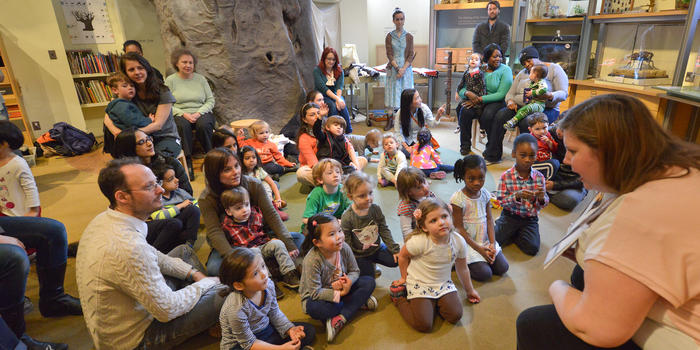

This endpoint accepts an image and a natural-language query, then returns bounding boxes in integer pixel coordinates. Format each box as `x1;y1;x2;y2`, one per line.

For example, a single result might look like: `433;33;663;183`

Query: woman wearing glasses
112;128;196;253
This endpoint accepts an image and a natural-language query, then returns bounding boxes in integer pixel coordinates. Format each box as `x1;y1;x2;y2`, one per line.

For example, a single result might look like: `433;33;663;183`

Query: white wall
366;0;431;66
339;0;369;63
0;0;86;136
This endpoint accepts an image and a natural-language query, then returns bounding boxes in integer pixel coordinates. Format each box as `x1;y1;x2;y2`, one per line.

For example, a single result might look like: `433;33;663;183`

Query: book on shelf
66;50;121;75
73;79;115;105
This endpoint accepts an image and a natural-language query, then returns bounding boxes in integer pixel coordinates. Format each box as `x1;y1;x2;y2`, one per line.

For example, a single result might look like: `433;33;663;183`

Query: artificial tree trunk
152;0;318;131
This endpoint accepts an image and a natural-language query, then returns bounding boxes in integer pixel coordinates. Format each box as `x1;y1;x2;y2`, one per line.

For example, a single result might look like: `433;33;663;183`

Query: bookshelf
0;34;33;147
66;50;120;107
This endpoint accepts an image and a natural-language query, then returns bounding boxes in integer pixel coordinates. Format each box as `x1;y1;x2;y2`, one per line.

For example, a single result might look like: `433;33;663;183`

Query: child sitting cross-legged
218;248;315;350
299;213;377;343
495;133;549;256
396;167;436;240
340;172;400;277
238;120;296;178
105;72;153;130
239;145;289;221
451;155;509;281
389;198;480;333
409;128;454;180
220;187;301;292
301;158;351;234
149;162;201;248
377;133;407;187
313;116;367;174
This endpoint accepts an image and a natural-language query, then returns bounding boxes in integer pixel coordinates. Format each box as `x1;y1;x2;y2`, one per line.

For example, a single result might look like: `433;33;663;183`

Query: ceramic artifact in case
595;23;682;86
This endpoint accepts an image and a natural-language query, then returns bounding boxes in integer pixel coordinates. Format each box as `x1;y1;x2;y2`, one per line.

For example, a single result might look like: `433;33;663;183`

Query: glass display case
591;22;684;86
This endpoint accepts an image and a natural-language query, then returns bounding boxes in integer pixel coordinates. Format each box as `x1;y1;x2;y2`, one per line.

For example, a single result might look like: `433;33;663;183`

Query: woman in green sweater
458;43;513;156
165;48;216;177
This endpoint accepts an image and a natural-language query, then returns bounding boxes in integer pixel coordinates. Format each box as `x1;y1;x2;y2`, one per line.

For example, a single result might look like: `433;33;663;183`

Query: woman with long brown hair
199;148;304;276
104;52;181;158
313;47;352;133
517;94;700;349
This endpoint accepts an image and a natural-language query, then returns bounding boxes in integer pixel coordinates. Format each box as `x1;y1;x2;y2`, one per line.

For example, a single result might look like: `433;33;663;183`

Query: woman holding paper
516;94;700;349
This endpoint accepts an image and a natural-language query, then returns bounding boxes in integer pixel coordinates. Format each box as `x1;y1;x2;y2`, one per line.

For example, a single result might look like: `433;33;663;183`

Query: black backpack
47;122;97;156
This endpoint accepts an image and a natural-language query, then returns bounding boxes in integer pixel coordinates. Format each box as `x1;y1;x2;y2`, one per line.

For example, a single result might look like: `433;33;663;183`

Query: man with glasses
76;158;224;349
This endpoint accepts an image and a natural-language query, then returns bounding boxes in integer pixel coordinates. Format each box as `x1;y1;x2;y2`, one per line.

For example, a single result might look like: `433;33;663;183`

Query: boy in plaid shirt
495;134;549;256
221;187;301;290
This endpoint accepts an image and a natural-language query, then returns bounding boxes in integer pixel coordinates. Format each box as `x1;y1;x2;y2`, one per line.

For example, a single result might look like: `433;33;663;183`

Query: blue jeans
0;244;30;312
421;164;455;177
324;95;353;133
495;211;540;256
206;232;304;276
305;275;375;321
230;322;316;350
549;188;588;211
356;243;398;277
0;316;24;350
0;217;67;268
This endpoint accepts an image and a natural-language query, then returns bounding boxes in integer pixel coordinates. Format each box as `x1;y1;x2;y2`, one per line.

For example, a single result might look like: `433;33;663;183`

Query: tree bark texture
152;0;318;131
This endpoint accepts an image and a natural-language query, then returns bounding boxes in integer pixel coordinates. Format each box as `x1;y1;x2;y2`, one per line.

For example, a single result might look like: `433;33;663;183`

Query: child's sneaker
364;295;378;311
374;265;382;278
389;282;406;304
281;270;300;289
429;171;446;180
326;314;346;343
453;126;460;134
503;118;518;130
378;178;389;187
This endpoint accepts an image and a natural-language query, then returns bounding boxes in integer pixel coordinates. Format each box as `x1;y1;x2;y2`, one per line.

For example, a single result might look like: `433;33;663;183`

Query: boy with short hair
220;186;301;290
105;72;153;130
313;116;367;173
527;112;559;180
504;64;549;130
301;158;352;231
494;133;549;256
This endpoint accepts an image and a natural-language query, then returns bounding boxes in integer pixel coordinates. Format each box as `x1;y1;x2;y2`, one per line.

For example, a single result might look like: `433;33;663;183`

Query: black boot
384;114;394;131
186;157;195;181
20;334;68;350
0;301;26;339
37;263;82;317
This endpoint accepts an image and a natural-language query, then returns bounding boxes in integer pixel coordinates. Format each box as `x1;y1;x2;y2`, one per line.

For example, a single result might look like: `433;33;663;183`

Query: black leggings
516;266;640;350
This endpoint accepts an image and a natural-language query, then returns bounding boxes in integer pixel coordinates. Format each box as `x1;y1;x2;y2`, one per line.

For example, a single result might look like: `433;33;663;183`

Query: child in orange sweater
238;120;297;178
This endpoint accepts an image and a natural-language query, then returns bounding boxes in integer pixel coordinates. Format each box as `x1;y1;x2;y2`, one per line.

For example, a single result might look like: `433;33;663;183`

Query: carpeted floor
23;117;589;349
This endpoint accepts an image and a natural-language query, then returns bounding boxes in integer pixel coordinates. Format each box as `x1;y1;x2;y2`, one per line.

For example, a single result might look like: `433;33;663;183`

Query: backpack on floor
47;122;96;156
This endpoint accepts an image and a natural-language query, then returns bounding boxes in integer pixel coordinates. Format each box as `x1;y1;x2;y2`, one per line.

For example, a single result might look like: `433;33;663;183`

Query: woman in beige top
517;94;700;349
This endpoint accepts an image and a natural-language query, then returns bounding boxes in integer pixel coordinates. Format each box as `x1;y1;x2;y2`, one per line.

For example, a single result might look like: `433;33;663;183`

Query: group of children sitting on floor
5;70;564;348
201;118;556;347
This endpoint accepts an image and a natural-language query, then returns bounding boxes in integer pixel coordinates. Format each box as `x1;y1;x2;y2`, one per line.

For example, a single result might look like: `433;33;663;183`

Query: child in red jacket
238;120;296;177
527;113;559;180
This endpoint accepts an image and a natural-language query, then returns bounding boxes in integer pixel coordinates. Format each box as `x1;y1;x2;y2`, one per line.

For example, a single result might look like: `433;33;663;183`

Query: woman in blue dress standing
384;7;415;131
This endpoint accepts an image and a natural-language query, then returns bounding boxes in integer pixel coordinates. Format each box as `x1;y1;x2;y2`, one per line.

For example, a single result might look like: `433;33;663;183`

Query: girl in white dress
451;155;509;281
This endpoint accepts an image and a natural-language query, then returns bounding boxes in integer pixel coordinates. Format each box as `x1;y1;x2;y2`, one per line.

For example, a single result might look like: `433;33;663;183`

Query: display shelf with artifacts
0;34;33;147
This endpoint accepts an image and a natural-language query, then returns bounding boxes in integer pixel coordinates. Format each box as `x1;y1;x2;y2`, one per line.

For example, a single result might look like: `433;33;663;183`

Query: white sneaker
365;295;378;311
